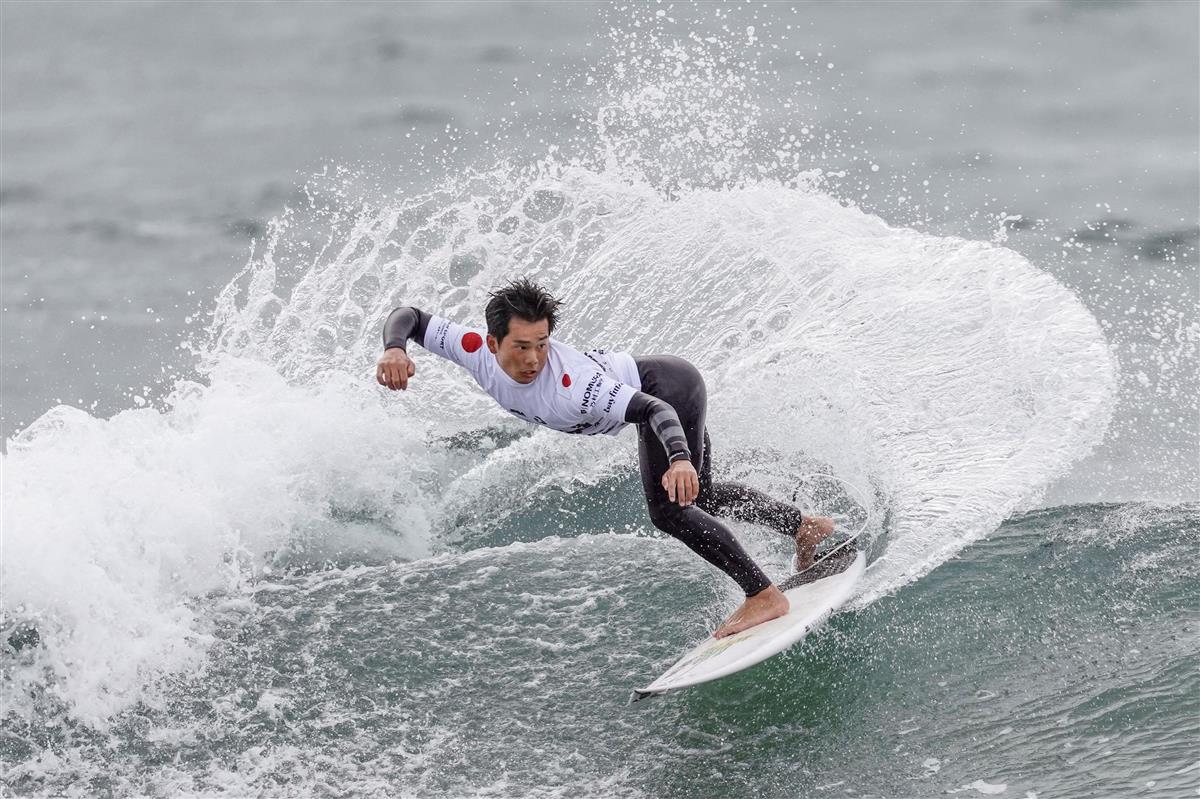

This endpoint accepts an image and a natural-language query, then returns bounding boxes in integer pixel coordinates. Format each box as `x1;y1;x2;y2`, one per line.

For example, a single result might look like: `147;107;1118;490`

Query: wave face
1;4;1150;797
4;504;1195;797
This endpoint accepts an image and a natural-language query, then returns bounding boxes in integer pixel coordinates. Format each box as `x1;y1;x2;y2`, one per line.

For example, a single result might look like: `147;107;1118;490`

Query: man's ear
486;334;498;354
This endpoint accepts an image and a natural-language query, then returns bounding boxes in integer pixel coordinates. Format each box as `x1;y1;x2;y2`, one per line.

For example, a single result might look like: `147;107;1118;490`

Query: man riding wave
377;277;833;639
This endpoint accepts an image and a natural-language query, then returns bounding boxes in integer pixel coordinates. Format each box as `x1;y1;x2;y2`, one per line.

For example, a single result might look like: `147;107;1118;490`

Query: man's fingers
661;468;699;506
396;359;413;389
378;362;407;390
376;353;417;391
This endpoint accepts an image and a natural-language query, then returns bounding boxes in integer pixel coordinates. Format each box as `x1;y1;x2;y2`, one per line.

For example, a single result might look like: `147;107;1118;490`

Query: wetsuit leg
696;429;806;536
634;356;772;597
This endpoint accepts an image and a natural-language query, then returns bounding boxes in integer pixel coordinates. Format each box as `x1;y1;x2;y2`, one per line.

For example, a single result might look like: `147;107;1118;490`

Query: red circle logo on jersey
562;373;572;387
461;332;483;353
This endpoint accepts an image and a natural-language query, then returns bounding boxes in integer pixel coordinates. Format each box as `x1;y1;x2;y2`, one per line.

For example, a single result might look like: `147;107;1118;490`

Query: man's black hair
485;277;564;342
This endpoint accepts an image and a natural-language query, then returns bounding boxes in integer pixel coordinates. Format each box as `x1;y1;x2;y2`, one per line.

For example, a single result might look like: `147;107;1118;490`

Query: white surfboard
633;547;865;700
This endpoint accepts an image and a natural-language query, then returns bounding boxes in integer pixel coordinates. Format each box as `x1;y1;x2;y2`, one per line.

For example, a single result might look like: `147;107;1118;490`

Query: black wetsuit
632;356;804;596
383;307;804;596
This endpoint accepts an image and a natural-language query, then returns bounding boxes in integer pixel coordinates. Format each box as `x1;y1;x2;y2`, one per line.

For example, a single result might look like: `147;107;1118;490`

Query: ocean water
2;2;1197;797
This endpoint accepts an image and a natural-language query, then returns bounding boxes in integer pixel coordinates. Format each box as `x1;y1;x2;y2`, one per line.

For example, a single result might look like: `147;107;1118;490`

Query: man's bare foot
794;516;835;572
713;585;789;639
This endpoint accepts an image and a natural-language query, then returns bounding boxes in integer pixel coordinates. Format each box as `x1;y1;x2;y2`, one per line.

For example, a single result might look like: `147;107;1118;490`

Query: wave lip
528;177;1118;605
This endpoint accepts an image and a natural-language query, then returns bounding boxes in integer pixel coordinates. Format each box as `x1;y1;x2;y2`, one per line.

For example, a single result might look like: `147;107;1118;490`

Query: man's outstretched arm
380;308;491;390
377;306;432;390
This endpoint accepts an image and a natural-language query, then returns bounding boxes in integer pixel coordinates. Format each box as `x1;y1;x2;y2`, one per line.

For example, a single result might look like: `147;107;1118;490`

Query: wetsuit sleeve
413;313;491;377
624;392;691;463
382;307;432;352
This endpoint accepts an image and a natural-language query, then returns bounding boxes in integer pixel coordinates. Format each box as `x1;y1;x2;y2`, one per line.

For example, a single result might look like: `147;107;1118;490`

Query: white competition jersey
422;315;643;436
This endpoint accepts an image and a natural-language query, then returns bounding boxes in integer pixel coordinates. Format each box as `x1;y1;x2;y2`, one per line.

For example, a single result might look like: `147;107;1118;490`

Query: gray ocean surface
2;2;1197;797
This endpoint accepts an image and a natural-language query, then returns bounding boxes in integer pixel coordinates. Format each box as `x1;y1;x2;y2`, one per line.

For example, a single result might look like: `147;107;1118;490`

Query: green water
5;502;1195;798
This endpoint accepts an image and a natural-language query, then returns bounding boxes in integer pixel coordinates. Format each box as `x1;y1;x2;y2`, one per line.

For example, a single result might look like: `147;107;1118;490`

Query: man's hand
377;347;415;390
662;458;700;506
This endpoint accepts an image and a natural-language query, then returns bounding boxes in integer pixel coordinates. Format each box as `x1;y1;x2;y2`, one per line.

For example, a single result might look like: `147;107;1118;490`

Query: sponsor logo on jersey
434;320;451;351
579;372;604;415
601;382;624;415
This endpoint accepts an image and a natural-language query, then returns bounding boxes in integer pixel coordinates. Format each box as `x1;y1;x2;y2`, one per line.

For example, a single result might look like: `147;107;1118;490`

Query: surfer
377;278;833;639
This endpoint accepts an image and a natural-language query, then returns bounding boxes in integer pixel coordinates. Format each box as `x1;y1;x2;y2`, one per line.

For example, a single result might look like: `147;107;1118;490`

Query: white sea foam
2;359;439;721
948;779;1009;795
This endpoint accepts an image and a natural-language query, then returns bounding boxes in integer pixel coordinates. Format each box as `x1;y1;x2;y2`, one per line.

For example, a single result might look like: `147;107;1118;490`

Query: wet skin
712;516;834;639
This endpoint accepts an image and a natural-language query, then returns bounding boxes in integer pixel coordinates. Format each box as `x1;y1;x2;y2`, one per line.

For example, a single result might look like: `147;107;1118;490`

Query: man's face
488;316;550;384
